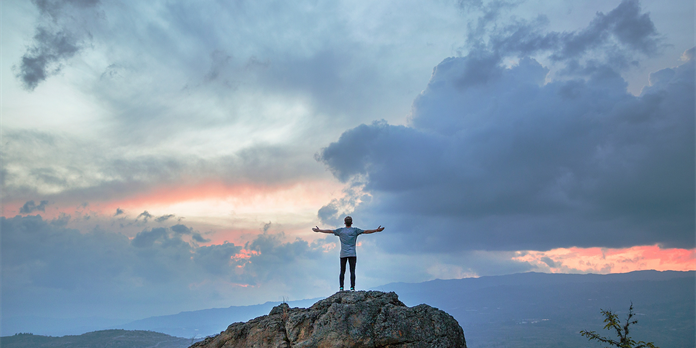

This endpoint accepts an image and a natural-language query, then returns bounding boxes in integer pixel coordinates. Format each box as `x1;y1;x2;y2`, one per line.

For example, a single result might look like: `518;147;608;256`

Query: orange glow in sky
98;179;344;217
513;245;696;274
2;179;346;243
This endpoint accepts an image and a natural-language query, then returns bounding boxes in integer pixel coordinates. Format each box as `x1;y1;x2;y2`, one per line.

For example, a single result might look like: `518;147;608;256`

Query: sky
1;0;695;326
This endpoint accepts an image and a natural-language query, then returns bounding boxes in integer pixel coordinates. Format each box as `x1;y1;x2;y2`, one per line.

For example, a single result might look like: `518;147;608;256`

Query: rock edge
190;290;466;348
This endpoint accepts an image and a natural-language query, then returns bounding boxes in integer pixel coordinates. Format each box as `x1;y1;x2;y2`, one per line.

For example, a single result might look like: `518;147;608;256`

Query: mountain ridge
0;329;193;348
4;270;693;347
191;290;467;348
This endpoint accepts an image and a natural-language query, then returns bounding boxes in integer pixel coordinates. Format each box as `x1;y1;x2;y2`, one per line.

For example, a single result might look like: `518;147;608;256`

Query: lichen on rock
190;290;466;348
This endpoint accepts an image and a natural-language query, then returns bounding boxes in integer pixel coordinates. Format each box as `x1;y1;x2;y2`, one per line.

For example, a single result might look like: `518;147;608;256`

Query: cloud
318;181;371;226
8;0;471;156
170;224;192;234
50;212;71;227
131;227;169;248
3;0;694;332
203;50;233;84
192;233;211;243
16;0;102;90
19;200;50;214
170;224;211;243
317;2;694;252
513;245;696;274
540;256;558;268
571;0;659;56
17;28;81;90
136;211;153;222
474;0;662;73
242;232;331;284
33;0;101;20
0;130;323;207
155;214;175;223
193;243;242;275
0;215;337;320
0;0;520;211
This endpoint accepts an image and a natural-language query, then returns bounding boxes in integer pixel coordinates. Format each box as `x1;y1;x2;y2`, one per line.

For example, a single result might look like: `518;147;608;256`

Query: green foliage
580;303;659;348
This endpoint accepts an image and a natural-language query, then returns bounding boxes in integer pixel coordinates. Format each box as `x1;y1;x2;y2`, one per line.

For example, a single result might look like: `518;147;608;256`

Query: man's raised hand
363;226;385;234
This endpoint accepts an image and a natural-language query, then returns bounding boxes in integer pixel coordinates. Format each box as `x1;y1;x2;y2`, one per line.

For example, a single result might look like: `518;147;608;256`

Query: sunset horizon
2;0;694;333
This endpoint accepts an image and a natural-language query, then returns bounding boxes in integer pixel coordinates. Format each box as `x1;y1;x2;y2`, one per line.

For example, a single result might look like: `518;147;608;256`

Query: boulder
190;290;466;348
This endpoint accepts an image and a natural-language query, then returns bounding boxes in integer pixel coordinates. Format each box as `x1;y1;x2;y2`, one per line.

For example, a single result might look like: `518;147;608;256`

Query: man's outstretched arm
363;226;385;234
313;226;334;234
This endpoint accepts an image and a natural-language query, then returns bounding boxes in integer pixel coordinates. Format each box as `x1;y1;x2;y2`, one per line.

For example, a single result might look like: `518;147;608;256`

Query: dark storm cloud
484;0;661;71
17;28;81;90
317;2;694;252
19;200;50;214
556;0;659;58
17;0;101;90
458;0;520;45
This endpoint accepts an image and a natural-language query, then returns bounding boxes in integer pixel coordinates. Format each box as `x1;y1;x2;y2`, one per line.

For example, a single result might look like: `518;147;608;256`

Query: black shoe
350;287;355;291
340;287;344;291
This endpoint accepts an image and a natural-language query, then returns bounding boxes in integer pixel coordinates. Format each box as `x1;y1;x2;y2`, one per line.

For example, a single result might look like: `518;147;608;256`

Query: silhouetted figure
313;216;385;291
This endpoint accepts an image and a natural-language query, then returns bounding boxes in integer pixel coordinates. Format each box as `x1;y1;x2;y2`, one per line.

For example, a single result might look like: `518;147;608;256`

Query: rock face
190;290;466;348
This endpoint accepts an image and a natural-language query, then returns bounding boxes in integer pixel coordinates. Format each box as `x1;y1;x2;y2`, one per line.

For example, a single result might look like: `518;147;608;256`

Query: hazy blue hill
16;271;691;347
377;270;693;294
118;297;319;339
376;270;694;348
0;330;193;348
2;316;130;337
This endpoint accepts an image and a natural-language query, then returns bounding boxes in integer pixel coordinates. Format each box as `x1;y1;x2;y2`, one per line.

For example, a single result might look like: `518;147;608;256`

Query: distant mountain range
0;330;193;348
377;270;694;348
3;270;693;348
117;297;320;340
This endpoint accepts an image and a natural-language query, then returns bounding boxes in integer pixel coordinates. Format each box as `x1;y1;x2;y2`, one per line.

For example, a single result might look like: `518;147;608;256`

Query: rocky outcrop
190;290;466;348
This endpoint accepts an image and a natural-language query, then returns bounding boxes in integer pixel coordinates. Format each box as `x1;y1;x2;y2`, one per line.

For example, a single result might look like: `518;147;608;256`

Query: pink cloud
514;245;696;273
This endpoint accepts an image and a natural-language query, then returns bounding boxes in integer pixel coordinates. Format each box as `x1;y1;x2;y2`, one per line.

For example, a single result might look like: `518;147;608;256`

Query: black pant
339;256;357;288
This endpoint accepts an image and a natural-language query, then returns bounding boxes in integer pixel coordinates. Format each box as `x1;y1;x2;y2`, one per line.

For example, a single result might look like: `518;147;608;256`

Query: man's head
344;216;352;227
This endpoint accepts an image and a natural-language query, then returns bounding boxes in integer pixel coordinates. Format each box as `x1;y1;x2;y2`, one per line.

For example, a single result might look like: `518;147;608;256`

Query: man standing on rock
313;216;384;291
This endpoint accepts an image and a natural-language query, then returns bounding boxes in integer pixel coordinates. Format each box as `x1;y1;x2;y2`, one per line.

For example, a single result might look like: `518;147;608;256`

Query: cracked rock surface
190;290;466;348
